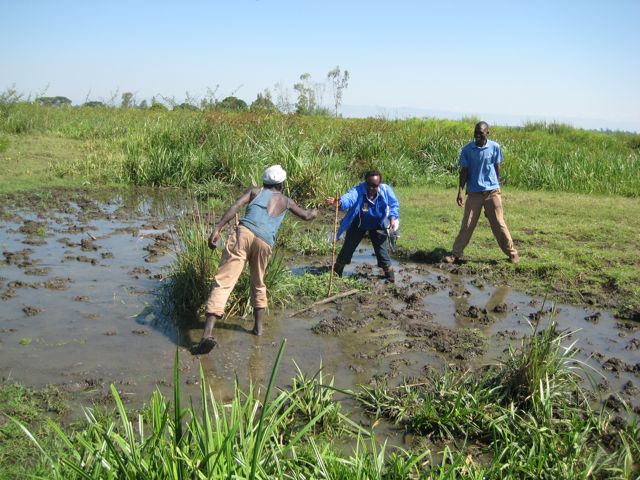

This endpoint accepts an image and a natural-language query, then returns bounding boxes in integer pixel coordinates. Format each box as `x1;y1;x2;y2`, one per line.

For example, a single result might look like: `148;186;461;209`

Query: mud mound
381;321;486;361
312;314;373;335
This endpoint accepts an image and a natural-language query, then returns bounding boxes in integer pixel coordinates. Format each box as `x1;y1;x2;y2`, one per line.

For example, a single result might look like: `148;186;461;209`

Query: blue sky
2;0;639;130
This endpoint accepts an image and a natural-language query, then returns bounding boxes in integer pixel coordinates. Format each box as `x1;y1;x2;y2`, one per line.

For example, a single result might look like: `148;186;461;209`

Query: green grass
2;104;639;198
398;185;640;316
0;382;69;479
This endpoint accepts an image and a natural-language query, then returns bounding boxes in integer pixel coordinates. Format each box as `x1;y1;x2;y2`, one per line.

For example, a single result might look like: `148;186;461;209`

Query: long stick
327;192;340;297
292;289;359;316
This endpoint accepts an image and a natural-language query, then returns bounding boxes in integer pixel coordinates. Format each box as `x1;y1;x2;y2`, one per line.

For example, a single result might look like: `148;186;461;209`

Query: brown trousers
205;225;272;316
452;189;517;258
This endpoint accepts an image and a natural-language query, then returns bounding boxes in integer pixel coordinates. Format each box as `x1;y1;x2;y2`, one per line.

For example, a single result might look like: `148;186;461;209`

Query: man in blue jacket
325;170;400;282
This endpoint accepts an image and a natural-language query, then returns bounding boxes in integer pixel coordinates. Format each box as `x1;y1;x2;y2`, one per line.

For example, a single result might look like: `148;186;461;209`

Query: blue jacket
336;182;400;239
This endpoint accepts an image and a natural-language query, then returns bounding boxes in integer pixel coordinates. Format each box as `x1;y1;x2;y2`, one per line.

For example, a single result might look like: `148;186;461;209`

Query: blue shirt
459;139;502;193
357;194;386;231
336;182;399;239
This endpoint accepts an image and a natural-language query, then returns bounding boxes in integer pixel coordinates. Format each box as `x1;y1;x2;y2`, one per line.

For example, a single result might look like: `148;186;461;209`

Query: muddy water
1;190;638;417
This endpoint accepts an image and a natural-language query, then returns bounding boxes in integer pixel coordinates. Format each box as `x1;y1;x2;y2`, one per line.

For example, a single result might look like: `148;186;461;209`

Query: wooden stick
327;193;340;297
292;289;359;316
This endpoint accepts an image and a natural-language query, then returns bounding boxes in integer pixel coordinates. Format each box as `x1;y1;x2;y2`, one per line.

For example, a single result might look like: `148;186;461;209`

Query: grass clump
167;209;363;317
355;318;639;478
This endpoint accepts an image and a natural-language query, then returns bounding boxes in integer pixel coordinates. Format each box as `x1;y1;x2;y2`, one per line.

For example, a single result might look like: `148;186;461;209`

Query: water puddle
1;190;638;418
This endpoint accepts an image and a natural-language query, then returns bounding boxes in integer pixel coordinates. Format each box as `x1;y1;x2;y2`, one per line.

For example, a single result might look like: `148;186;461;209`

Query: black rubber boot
252;307;265;336
333;262;345;277
382;266;395;283
190;313;219;355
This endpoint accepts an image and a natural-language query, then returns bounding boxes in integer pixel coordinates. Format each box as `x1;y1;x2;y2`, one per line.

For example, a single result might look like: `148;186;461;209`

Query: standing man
191;165;318;355
444;121;519;264
325;170;399;282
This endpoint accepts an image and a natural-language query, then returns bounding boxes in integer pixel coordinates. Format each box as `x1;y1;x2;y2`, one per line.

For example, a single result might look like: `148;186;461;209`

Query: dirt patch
312;314;373;335
39;277;72;291
622;380;638;397
18;220;47;236
22;305;43;316
392;280;438;305
625;338;640;351
24;267;51;276
143;232;173;262
381;321;486;361
3;248;35;268
456;305;493;324
80;238;99;251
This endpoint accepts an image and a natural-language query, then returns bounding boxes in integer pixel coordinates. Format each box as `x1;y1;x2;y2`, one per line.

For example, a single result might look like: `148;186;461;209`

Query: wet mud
1;189;639;424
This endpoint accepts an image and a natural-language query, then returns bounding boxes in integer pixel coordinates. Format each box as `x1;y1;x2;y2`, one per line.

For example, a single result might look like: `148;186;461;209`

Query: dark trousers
336;222;391;269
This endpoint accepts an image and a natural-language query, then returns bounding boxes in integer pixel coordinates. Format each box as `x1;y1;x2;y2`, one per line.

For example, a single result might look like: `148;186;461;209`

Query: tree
250;90;277;112
273;82;293;113
294;73;315;114
216;96;248;111
36;96;72;107
83;101;106;108
121;92;134;108
327;66;349;117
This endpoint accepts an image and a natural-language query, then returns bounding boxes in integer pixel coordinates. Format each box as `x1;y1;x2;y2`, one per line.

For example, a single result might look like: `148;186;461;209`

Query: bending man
191;165;318;355
325;170;399;282
444;121;519;264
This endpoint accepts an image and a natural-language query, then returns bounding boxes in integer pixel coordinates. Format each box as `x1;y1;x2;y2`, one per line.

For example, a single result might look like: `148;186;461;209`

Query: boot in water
252;307;265;336
382;266;395;283
190;313;219;355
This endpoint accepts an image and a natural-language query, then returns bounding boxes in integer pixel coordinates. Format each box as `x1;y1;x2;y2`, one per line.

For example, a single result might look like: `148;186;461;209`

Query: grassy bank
1;104;639;198
398;185;640;318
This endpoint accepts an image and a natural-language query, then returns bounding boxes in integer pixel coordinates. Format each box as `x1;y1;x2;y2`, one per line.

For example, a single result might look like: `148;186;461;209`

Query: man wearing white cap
191;165;318;354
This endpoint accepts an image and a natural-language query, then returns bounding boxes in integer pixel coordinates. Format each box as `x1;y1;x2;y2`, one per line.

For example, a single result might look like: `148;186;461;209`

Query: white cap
262;164;287;185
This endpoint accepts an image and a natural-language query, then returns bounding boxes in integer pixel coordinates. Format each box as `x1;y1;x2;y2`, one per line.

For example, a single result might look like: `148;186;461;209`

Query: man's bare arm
288;200;318;221
208;187;256;248
495;163;501;184
456;167;468;207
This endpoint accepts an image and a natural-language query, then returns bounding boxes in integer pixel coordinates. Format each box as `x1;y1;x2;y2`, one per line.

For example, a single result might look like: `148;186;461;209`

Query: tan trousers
452;189;517;258
205;225;272;316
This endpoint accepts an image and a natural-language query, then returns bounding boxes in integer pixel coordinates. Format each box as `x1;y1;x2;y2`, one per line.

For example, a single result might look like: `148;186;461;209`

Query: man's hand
389;217;397;230
456;191;464;207
208;229;220;250
324;197;339;207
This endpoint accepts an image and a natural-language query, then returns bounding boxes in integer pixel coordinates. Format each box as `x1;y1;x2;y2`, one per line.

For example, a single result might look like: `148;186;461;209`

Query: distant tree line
1;66;350;117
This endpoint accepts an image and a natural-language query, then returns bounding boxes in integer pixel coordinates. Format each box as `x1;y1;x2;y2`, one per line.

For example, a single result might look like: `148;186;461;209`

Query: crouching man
325;170;399;282
191;165;318;355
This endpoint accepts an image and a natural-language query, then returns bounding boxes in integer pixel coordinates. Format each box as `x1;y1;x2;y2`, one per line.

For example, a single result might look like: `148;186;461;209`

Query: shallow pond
1;190;638;420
